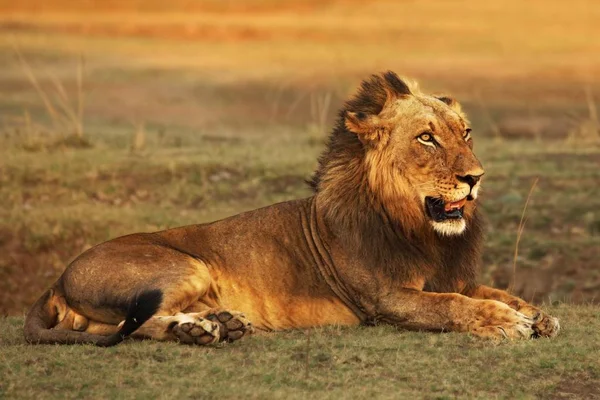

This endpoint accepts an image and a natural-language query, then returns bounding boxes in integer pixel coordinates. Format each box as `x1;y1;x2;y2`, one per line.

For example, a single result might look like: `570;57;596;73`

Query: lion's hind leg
51;295;121;336
131;313;219;345
132;309;253;345
202;308;254;342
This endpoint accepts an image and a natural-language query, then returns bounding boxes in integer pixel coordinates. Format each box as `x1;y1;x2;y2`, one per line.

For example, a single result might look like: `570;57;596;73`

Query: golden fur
24;72;559;346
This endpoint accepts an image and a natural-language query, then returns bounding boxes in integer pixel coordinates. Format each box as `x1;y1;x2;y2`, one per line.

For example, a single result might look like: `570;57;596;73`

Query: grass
2;305;600;399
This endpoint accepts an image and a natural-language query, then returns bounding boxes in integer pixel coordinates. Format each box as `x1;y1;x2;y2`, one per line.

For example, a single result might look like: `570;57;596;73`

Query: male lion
25;71;559;346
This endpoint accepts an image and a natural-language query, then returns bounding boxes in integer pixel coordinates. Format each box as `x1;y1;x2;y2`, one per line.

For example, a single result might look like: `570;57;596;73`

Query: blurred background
0;0;599;316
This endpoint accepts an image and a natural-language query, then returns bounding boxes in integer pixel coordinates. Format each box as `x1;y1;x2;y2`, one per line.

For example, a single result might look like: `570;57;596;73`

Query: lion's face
344;77;484;236
388;95;483;236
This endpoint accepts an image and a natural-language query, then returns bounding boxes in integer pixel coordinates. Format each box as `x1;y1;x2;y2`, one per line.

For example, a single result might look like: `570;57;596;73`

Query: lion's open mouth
425;196;468;222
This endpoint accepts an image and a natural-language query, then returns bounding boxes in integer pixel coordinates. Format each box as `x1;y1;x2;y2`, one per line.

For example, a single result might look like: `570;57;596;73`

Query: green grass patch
1;305;599;399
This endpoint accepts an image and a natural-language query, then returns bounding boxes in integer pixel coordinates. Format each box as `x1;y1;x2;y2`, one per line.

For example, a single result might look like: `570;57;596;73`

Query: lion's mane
309;72;484;293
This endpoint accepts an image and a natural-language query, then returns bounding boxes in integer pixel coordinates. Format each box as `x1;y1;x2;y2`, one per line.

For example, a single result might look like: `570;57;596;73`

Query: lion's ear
345;111;388;145
435;95;463;114
382;71;411;98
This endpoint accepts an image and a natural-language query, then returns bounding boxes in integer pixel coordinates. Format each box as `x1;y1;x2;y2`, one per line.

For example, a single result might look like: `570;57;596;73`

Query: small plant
509;177;539;293
474;90;503;142
308;90;332;137
130;121;147;153
566;86;600;143
9;44;90;150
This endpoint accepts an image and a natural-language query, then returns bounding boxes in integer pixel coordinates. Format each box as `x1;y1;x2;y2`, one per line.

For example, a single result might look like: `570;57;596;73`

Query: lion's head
312;71;484;237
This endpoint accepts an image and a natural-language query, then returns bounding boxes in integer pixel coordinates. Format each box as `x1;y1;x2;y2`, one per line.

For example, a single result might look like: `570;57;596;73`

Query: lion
24;71;559;346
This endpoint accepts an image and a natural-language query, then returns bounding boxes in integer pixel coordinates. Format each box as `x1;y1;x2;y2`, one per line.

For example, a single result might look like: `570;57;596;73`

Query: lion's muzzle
425;196;469;222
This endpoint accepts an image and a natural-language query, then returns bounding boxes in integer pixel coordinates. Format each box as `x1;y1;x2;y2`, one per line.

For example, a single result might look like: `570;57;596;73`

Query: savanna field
1;1;599;398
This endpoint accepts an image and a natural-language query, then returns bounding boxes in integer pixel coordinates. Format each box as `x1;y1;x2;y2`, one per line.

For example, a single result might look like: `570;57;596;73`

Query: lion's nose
456;173;484;189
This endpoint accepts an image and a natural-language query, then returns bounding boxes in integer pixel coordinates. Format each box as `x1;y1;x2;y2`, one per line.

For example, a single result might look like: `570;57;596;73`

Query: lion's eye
418;132;433;142
464;128;472;141
417;132;436;147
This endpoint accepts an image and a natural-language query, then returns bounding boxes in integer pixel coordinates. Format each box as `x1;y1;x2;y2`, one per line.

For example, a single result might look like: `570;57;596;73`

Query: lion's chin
431;219;467;236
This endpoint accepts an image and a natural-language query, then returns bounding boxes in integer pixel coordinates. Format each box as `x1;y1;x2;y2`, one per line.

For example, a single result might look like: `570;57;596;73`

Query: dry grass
567;86;600;143
509;178;539;293
7;45;89;149
129;120;146;153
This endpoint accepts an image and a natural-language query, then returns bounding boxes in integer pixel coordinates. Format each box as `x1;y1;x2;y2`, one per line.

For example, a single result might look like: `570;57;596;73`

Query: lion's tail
24;288;162;347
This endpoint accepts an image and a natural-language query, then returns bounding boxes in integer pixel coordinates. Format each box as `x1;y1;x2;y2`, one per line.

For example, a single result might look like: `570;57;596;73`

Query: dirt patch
0;226;89;316
547;374;600;399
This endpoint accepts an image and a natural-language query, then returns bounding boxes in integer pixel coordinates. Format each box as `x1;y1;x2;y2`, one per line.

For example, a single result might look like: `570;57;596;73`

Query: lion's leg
52;305;121;335
378;289;536;340
51;296;119;335
53;303;252;345
201;308;254;341
465;285;560;338
132;309;253;344
54;253;255;345
60;237;220;324
132;313;220;344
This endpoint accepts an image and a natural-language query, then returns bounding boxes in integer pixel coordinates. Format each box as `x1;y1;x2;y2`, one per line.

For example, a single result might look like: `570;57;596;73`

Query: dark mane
308;71;483;292
309;71;411;191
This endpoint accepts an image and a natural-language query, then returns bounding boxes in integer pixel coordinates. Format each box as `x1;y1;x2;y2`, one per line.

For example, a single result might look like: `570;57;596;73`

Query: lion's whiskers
414;181;436;188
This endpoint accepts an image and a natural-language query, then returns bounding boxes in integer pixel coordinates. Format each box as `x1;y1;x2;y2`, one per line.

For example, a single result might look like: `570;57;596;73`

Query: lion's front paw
204;309;254;342
514;304;560;338
532;312;560;338
469;300;535;340
170;313;220;345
